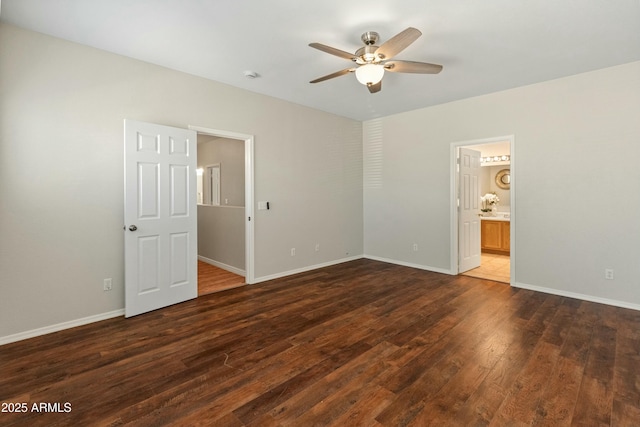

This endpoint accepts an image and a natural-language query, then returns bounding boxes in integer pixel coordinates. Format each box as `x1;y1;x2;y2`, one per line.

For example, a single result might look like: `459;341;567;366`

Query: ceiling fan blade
309;43;358;61
384;60;443;74
375;27;422;60
367;81;382;94
310;68;355;83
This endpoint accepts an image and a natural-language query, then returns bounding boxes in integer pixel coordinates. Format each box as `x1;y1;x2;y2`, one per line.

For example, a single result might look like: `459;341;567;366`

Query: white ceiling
2;0;639;121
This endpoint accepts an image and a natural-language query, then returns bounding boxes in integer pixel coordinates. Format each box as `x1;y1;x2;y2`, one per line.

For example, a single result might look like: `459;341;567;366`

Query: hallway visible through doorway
462;253;510;283
198;261;245;295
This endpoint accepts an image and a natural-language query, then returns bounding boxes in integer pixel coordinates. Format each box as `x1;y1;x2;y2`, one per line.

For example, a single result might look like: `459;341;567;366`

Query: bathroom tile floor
462;253;510;283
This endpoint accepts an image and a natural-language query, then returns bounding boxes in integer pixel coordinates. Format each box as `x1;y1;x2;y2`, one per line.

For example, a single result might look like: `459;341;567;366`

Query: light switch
258;201;269;210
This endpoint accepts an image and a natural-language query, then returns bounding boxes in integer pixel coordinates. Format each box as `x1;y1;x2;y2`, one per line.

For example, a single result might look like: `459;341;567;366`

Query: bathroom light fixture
355;64;384;85
481;155;510;163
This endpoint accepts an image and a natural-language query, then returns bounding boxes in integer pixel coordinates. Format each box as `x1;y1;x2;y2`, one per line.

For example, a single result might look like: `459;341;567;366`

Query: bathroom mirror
495;169;511;189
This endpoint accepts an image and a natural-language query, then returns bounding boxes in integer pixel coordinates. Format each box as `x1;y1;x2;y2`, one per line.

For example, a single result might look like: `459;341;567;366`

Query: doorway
450;135;515;284
124;120;255;317
190;126;255;289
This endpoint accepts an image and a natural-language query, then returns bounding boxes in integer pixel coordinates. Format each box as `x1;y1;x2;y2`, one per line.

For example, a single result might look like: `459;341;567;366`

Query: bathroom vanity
481;217;510;255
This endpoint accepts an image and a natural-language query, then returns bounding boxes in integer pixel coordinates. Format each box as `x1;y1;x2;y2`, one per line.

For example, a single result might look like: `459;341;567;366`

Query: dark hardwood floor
1;259;639;426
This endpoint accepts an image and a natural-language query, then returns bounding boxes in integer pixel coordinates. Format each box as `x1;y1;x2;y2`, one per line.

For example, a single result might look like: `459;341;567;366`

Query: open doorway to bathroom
451;136;514;284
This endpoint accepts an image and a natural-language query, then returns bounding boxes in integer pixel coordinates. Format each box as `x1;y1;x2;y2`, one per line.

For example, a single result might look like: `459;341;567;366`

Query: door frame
449;135;515;284
189;125;255;284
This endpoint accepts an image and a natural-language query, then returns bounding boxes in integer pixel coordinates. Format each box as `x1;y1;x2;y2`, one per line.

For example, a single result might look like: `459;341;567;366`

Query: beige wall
0;23;363;340
364;61;640;308
196;136;246;271
197;136;245;207
197;205;245;272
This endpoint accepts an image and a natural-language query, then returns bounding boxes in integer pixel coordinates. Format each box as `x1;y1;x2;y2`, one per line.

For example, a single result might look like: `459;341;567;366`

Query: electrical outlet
291;248;296;256
413;243;418;252
103;278;113;291
315;243;320;252
605;269;614;280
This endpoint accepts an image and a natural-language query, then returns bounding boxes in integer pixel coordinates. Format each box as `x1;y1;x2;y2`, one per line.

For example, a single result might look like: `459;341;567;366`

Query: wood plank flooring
198;261;245;296
1;259;639;426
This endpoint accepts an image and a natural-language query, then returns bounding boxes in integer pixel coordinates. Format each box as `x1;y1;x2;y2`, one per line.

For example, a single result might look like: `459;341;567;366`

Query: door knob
129;225;137;231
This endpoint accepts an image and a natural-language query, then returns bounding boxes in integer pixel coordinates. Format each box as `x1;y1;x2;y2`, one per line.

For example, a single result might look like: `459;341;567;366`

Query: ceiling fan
309;27;443;93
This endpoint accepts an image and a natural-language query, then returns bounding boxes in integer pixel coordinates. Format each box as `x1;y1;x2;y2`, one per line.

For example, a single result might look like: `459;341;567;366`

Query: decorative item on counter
481;192;500;216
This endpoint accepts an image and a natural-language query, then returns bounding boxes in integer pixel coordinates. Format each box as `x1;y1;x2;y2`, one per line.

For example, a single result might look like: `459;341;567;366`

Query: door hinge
248;216;251;221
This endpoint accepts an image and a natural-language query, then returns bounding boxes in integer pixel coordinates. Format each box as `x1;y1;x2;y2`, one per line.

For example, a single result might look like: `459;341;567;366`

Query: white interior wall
0;24;363;340
364;61;640;308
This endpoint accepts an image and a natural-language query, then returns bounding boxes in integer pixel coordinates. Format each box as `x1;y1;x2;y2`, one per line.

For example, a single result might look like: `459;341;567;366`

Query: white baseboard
2;256;353;345
363;257;639;312
363;255;453;275
253;255;364;284
198;255;245;276
513;281;640;312
0;309;125;346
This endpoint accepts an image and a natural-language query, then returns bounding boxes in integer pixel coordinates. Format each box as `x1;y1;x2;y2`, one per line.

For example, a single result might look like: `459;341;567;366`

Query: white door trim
189;125;255;284
449;135;515;284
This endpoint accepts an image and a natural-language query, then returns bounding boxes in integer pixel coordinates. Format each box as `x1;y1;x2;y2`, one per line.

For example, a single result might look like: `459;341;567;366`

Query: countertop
480;214;510;222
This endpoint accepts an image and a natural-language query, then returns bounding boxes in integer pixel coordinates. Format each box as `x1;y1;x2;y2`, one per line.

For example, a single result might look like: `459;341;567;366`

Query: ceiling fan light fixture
355;64;384;85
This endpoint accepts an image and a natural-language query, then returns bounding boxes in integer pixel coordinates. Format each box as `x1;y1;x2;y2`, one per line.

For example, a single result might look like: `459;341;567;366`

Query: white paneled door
124;120;197;317
458;147;482;273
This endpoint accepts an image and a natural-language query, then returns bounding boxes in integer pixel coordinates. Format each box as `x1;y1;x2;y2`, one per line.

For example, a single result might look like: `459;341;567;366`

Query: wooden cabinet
481;220;510;255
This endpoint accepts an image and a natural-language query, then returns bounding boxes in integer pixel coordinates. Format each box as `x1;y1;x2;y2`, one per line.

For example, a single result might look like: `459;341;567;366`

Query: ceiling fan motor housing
361;31;379;45
357;32;382;63
355;45;380;64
